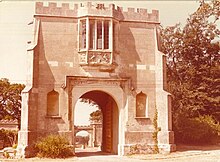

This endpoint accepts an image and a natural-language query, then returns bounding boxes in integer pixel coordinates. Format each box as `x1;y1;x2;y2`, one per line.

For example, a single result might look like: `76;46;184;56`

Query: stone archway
69;77;127;156
75;90;119;154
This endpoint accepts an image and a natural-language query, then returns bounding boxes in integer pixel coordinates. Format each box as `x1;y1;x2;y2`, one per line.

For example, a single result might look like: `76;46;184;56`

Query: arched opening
136;91;148;117
47;90;59;116
74;90;119;154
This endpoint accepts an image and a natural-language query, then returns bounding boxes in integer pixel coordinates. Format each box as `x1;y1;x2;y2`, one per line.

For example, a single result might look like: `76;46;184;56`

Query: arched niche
47;90;59;116
136;91;148;117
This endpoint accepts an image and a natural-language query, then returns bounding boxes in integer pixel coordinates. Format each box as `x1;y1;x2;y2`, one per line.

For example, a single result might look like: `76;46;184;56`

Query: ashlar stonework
18;1;176;156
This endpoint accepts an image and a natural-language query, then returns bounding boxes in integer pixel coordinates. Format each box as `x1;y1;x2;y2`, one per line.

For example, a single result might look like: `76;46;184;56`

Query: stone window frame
78;17;113;52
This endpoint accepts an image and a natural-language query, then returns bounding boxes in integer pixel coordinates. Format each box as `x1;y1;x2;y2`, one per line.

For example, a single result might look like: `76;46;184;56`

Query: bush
0;129;18;147
175;115;220;144
35;134;74;158
12;143;17;149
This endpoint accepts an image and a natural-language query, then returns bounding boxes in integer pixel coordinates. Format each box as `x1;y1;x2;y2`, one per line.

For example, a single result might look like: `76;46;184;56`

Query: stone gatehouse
18;1;176;156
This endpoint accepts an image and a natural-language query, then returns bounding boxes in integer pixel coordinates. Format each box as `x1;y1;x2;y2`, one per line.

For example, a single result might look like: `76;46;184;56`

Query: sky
75;100;99;125
0;0;201;84
0;0;201;125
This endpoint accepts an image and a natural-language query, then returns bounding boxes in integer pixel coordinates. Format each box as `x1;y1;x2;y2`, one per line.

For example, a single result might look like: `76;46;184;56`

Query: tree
80;98;97;106
0;78;25;128
160;0;220;143
89;109;102;123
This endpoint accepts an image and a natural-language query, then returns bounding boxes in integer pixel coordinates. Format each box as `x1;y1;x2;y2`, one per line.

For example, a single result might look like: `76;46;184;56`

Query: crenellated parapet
35;2;78;18
35;2;159;23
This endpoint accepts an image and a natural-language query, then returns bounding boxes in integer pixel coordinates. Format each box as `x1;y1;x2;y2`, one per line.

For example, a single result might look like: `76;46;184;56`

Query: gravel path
0;145;220;162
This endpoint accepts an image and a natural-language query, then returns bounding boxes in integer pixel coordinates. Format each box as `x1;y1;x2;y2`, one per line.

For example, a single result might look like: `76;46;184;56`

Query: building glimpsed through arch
74;98;102;148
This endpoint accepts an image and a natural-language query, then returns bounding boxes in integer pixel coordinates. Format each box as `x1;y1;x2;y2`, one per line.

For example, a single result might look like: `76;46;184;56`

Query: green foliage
80;98;98;106
160;0;220;144
0;78;25;128
12;143;17;149
35;134;74;158
89;109;102;123
3;152;10;158
129;144;155;155
0;129;18;147
175;115;220;144
152;108;160;154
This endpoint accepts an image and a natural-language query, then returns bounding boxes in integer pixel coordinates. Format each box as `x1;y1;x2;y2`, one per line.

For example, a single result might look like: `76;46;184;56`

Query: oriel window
79;19;112;51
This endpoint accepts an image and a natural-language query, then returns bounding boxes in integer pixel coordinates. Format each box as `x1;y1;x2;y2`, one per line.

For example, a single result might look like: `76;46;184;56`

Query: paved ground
0;145;220;162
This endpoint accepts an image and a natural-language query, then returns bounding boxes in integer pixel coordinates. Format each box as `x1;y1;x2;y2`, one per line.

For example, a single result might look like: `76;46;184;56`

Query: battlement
35;2;159;23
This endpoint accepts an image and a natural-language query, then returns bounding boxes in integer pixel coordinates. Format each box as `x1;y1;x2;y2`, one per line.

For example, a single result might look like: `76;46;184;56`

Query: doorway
74;90;119;154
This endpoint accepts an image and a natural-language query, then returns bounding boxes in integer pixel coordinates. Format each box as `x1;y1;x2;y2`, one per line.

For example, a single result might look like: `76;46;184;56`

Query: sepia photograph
0;0;219;161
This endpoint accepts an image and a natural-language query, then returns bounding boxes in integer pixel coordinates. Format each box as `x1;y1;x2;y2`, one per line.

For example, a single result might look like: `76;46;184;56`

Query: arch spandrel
67;77;130;111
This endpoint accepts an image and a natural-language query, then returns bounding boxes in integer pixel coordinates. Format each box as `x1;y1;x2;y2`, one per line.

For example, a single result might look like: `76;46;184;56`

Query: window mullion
102;20;104;50
95;20;97;50
77;19;80;50
109;20;113;51
109;19;113;64
86;17;89;50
